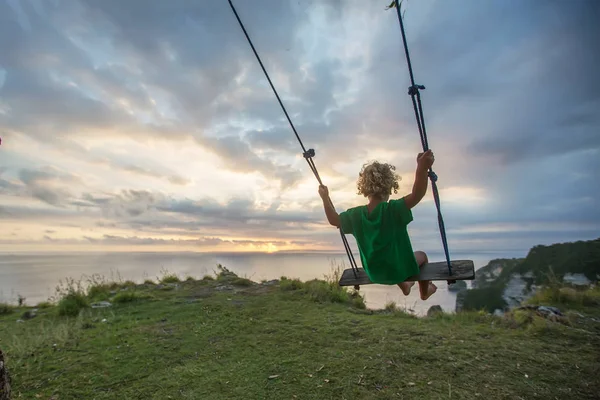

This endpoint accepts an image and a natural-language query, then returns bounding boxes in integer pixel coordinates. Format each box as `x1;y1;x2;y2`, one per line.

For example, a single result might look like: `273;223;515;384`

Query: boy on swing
319;150;437;300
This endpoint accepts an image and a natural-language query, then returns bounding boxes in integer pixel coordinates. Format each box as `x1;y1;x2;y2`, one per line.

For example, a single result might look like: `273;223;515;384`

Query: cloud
0;0;599;255
121;164;190;186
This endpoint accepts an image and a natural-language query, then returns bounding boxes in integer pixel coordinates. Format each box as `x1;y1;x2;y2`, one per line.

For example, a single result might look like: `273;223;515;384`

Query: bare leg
397;250;427;296
398;280;414;295
415;251;437;300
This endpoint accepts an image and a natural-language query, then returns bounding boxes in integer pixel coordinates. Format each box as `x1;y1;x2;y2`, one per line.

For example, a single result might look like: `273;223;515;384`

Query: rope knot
303;149;315;159
408;84;425;96
428;170;438;182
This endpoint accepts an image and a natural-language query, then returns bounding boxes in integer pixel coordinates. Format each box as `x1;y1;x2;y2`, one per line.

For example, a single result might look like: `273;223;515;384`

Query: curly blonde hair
356;161;401;198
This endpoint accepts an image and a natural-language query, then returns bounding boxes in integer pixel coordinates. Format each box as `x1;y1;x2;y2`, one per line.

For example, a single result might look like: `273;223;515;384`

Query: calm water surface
0;251;519;315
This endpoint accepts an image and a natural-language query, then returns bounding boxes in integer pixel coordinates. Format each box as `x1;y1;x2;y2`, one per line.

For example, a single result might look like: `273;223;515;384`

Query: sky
0;0;598;255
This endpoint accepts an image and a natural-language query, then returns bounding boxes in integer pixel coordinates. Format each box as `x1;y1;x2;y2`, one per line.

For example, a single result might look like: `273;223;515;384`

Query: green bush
58;292;89;317
113;291;145;304
202;275;215;281
232;278;254;287
384;301;399;312
87;284;111;301
280;276;365;309
280;278;304;291
526;286;600;308
304;279;349;304
351;295;367;310
36;301;53;309
215;264;237;281
0;303;14;315
160;274;180;284
144;279;155;285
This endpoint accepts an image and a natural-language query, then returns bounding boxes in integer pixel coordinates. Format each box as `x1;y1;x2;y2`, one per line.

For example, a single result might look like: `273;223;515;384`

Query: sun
264;243;278;253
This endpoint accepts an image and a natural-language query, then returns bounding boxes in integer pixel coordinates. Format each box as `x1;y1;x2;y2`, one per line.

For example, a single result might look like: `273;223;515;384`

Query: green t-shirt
339;198;419;284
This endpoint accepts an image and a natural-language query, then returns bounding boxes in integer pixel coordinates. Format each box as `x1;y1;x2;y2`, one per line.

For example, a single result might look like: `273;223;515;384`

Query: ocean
0;250;519;315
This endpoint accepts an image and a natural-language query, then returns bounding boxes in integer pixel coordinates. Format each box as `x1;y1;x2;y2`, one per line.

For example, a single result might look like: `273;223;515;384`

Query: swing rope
392;0;453;276
227;0;361;278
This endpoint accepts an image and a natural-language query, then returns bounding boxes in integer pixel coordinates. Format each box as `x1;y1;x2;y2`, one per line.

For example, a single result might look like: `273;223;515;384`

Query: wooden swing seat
338;259;475;288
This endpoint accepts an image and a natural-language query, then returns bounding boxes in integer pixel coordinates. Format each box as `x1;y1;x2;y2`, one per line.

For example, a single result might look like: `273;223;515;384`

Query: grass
87;283;112;302
160;274;180;284
280;277;304;291
1;268;598;399
112;291;147;304
231;277;254;287
57;292;89;317
0;302;15;315
525;285;600;310
279;274;366;309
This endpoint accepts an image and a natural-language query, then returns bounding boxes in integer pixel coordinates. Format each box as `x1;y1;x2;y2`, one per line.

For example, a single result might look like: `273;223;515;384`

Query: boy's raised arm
318;185;340;227
403;150;434;209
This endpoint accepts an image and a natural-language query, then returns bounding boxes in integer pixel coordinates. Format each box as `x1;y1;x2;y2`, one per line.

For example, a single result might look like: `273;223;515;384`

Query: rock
517;305;563;321
261;280;279;286
537;305;563;317
563;273;591;287
0;349;11;400
91;301;112;308
427;305;443;317
493;309;504;317
21;310;36;320
215;285;234;292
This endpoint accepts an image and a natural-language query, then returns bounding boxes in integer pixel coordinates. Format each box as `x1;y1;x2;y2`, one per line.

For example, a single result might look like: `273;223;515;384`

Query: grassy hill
459;238;600;313
1;265;599;399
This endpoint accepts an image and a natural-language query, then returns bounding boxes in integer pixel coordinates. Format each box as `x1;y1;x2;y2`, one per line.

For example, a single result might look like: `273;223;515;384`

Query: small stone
91;301;112;308
21;310;36;320
268;375;279;380
427;305;443;317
